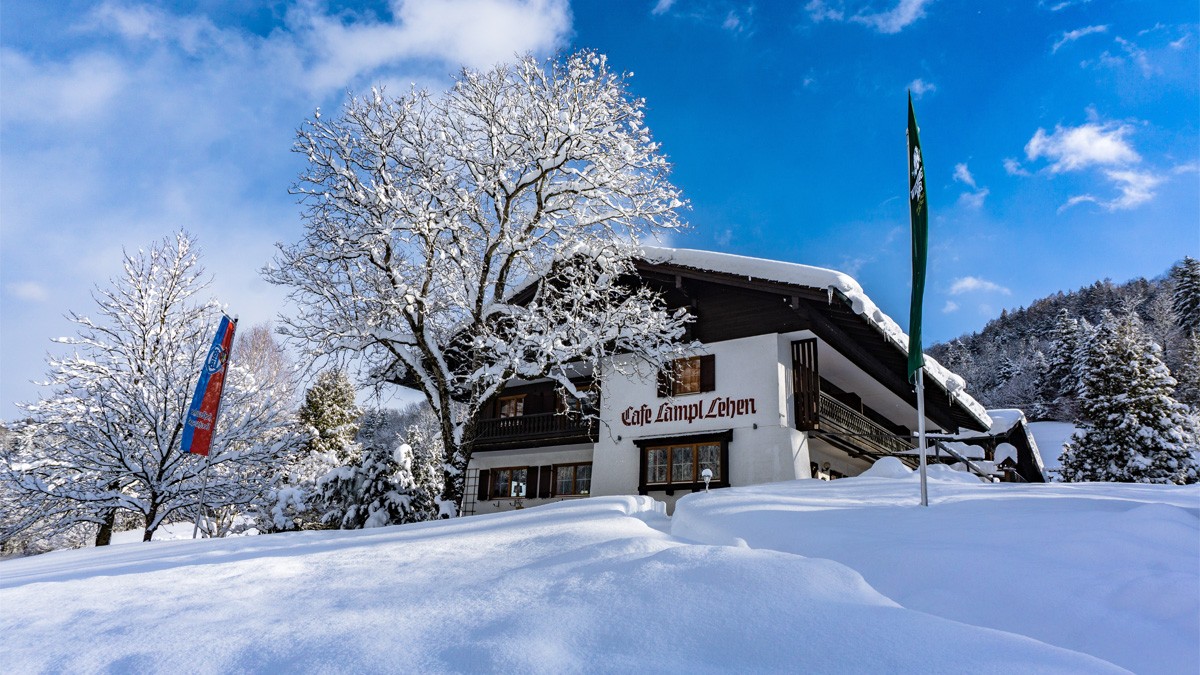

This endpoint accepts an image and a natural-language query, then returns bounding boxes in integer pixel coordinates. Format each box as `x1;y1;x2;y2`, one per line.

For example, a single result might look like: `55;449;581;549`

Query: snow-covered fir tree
1171;256;1200;337
298;369;360;463
260;368;359;531
267;51;693;515
1059;311;1198;484
1039;309;1090;421
316;408;434;529
2;233;301;545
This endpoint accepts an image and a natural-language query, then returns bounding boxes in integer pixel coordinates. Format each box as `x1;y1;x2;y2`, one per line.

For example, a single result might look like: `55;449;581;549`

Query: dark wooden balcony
473;412;599;451
809;391;915;459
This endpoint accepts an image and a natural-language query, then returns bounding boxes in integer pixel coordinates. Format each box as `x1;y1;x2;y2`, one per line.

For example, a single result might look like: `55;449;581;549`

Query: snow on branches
3;233;302;545
267;51;693;513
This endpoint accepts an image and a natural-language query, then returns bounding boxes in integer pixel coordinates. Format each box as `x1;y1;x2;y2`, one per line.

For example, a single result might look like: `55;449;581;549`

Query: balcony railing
474;412;597;447
809;391;914;458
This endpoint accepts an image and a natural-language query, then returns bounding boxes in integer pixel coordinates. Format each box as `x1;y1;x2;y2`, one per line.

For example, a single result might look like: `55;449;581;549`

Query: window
636;431;730;494
490;467;527;498
554;463;592;496
646;442;720;485
657;354;715;397
497;394;525;418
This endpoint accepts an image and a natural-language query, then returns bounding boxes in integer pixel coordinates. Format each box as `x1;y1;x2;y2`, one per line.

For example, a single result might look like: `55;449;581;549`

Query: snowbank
1;492;1131;673
671;470;1199;675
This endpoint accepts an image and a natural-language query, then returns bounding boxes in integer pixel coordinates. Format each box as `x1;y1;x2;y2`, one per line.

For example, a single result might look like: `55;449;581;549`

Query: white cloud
807;1;931;34
805;0;845;23
851;0;933;35
0;49;128;126
908;78;936;99
297;0;573;93
958;187;989;209
1025;122;1140;173
6;282;50;303
950;276;1011;295
1039;0;1091;10
953;163;987;208
1060;169;1165;212
1003;158;1030;177
1051;25;1107;53
942;300;959;314
952;163;976;188
651;0;676;15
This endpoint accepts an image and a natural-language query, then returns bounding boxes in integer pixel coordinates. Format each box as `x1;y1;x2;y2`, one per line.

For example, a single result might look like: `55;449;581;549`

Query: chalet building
465;248;1044;515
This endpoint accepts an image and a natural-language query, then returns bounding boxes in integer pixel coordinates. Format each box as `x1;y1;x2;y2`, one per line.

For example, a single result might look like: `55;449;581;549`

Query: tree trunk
143;500;159;542
94;508;116;547
438;413;476;518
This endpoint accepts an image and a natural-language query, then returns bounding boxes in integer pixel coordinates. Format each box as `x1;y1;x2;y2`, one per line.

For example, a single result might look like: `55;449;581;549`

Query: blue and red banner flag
181;315;237;456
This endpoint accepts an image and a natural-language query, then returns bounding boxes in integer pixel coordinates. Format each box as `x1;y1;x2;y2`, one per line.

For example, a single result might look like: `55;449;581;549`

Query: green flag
906;93;927;383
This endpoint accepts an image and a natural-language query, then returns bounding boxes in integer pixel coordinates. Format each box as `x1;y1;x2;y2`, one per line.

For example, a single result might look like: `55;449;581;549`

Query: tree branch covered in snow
2;233;303;545
267;51;693;513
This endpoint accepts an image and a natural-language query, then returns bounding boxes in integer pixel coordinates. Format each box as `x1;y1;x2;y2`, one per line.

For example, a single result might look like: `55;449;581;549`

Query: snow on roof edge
639;246;993;430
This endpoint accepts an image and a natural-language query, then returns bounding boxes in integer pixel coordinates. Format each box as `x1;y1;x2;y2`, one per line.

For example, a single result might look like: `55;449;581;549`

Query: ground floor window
554;463;592;496
490;467;528;499
635;430;731;494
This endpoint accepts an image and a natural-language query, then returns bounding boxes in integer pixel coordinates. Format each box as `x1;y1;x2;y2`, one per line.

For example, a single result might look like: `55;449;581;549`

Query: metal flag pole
192;453;214;539
189;314;237;539
916;368;928;507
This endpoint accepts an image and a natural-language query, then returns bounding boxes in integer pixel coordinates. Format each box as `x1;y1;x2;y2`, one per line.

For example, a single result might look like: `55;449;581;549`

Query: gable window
657;354;716;397
554;463;592;496
497;394;525;418
636;430;731;494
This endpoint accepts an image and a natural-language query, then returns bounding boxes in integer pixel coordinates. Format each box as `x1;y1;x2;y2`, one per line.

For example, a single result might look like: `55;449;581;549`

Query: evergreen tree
316;408;432;529
1171;256;1200;337
260;368;360;532
1040;309;1088;420
1059;312;1198;484
298;369;360;463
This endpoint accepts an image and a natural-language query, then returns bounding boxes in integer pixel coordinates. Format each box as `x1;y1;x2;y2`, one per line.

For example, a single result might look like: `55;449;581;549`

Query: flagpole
917;368;928;507
192;453;213;539
906;92;929;507
187;314;237;539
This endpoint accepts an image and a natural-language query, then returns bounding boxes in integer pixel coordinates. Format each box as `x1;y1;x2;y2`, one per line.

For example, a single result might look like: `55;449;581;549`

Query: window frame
635;430;732;495
497;394;526;418
658;354;716;397
552;462;593;497
489;466;529;499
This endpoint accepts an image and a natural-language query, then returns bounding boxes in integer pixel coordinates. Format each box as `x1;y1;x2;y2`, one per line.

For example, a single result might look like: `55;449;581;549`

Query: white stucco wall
590;333;812;502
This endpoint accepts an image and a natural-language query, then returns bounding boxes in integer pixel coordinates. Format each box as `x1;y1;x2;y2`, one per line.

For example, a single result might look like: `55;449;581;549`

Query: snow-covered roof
639;246;992;429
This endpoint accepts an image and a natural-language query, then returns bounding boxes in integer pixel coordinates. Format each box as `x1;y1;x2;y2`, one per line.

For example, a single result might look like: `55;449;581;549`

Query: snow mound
672;478;1200;675
860;456;914;478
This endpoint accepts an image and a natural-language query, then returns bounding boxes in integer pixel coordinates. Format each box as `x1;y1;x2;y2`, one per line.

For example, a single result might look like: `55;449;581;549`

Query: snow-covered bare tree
267;51;692;514
1059;311;1198;484
3;233;301;544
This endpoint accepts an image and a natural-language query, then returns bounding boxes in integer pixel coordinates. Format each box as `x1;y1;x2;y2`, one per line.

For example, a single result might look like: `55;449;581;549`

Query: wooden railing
814;391;913;457
475;412;596;443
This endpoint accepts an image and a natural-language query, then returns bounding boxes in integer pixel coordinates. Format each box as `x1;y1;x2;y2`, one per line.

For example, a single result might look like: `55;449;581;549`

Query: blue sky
2;0;1197;419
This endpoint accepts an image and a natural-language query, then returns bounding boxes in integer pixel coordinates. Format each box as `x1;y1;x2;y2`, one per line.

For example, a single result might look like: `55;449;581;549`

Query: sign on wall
621;396;757;427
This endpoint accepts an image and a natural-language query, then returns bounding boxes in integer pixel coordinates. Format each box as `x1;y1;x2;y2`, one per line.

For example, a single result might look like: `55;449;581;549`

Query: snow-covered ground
2;466;1196;674
1029;420;1079;475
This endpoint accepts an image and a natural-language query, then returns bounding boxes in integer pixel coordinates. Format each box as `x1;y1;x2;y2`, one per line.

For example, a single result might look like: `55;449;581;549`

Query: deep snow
2;468;1196;674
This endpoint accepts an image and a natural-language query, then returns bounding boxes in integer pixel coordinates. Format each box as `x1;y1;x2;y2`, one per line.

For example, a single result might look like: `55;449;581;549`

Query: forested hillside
929;258;1199;421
